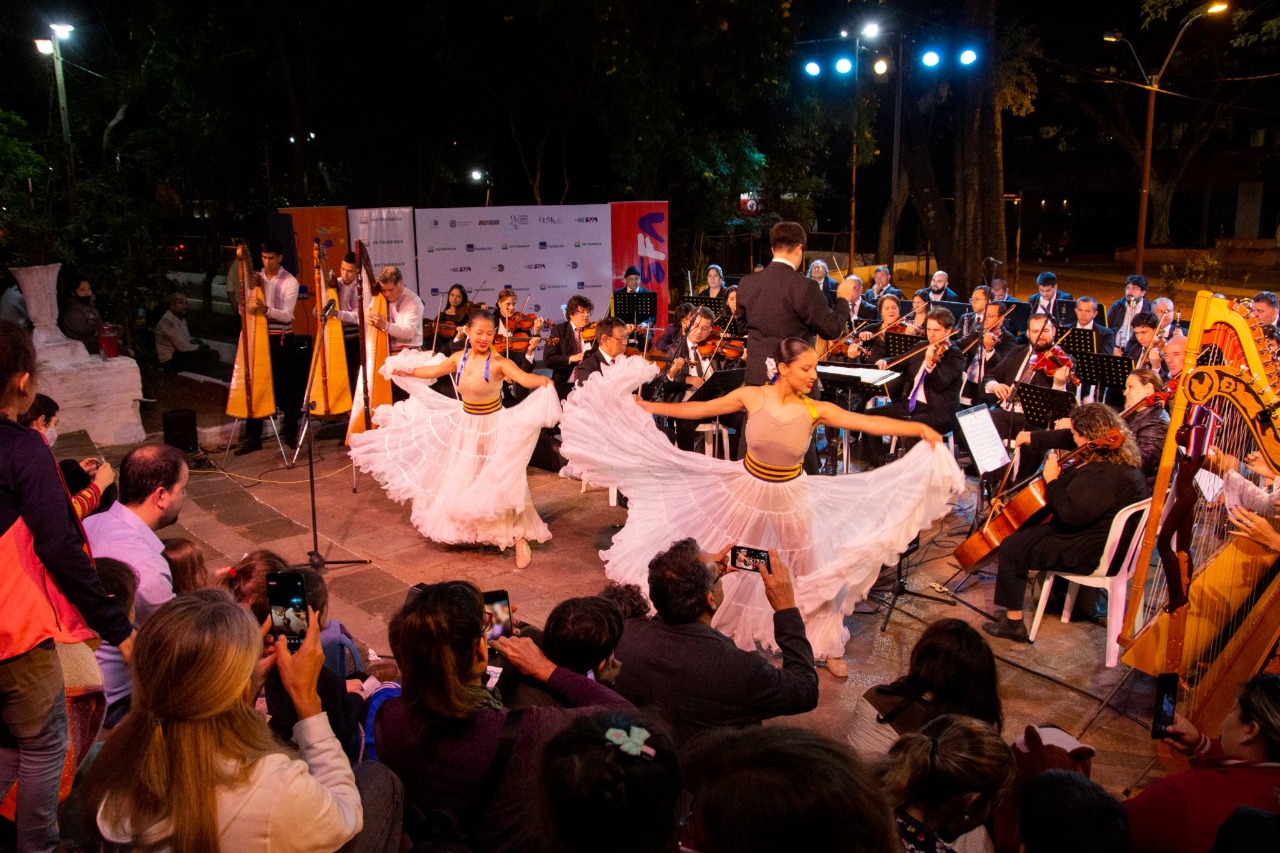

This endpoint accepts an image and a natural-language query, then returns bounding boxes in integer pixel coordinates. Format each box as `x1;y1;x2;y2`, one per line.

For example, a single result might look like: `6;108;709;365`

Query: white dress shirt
260;267;300;332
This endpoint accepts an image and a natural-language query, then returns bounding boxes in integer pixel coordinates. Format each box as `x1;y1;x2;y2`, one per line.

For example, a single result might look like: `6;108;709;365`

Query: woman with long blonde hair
83;590;364;852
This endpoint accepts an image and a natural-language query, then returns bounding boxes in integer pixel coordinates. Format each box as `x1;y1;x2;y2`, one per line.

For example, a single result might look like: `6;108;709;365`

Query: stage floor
82;424;1167;796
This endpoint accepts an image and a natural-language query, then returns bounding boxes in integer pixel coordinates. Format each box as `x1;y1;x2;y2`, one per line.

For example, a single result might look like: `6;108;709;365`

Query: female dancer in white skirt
560;337;964;676
349;310;560;568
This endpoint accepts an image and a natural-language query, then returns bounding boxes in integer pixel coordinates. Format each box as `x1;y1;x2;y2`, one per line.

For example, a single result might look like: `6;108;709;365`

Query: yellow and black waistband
743;453;802;482
462;397;502;416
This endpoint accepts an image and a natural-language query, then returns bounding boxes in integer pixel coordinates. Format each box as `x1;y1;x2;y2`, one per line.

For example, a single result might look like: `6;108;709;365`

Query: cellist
982;403;1145;644
237;239;300;455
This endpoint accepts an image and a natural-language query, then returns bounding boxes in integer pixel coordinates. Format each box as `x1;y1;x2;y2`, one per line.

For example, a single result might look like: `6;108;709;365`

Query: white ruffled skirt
559;356;965;659
348;349;562;550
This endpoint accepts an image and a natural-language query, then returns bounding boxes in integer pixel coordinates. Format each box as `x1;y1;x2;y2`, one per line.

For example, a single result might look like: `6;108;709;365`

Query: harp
226;241;276;420
1119;292;1280;737
304;240;353;417
345;241;391;441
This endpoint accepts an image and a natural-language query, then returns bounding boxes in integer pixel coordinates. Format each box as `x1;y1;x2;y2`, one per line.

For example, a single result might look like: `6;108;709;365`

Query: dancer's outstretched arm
392;352;459;380
497;356;553;390
813;400;941;446
636;386;751;421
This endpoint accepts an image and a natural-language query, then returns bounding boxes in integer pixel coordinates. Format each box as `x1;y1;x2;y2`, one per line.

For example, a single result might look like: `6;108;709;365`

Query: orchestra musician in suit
654;303;695;353
958;300;1016;406
734;222;854;387
1252;291;1280;345
1122;312;1167;380
926;270;960;303
1106;274;1153;353
807;260;840;307
844;275;879;325
869;265;903;301
864;307;965;466
1066;296;1115;355
982;314;1074;470
849;294;920;365
660;307;742;455
573;316;629;388
718;287;747;338
1025;272;1073;321
544;295;595;400
990;278;1020;303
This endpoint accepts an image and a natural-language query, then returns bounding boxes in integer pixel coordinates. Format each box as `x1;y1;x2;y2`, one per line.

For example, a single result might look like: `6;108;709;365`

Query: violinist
1016;368;1168;493
368;266;424;402
431;284;471;350
1152;297;1183;340
654;303;695;352
573;316;629;388
983;313;1072;419
848;294;917;365
545;295;595;400
1121;312;1166;380
958;300;1015;406
864;307;965;467
494;289;543;365
982;403;1145;643
909;290;931;330
696;264;728;300
661;307;745;454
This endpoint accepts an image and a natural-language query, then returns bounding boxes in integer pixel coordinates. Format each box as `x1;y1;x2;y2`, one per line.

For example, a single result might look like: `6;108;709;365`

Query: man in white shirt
334;252;364;391
239;238;302;454
368;266;424;402
83;442;189;721
155;292;218;374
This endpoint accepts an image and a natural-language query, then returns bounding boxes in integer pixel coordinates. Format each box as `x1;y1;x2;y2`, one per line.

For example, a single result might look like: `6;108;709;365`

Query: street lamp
1107;2;1227;274
470;168;492;206
34;23;75;206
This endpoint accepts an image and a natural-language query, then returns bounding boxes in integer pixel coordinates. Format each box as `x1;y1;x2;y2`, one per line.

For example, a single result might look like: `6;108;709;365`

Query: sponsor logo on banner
525;263;546;270
466;244;475;252
479;219;500;226
492;264;505;272
539;241;547;250
576;216;599;223
510;214;529;228
577;282;586;290
539;215;562;224
565;261;579;269
449;266;472;273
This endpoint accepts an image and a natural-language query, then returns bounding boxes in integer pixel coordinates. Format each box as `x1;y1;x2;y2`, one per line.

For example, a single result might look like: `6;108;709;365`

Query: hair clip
605;725;656;759
228;566;237;578
765;357;779;384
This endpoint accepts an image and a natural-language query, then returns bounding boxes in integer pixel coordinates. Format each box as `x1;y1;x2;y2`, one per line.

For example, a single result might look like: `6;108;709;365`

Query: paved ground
76;413;1168;797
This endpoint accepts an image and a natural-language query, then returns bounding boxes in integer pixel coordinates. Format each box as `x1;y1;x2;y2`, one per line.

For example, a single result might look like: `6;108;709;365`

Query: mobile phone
482;590;513;642
266;571;308;652
1151;672;1179;739
730;545;771;575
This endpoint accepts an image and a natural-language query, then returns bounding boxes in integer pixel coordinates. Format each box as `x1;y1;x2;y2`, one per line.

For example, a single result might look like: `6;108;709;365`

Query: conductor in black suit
544;294;595;400
864;306;965;465
735;222;854;385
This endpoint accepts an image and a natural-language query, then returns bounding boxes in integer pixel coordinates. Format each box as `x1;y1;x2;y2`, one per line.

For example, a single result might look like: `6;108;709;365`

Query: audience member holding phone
375;580;633;851
1124;674;1280;853
83;589;402;853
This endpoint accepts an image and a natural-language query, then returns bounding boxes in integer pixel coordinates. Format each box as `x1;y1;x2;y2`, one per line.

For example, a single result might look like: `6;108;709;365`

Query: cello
345;241;392;441
304;240;353;417
953;429;1124;571
226;241;276;421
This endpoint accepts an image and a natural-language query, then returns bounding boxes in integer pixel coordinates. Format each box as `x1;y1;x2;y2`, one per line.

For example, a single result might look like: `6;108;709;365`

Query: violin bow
959;303;1018;355
881;325;965;371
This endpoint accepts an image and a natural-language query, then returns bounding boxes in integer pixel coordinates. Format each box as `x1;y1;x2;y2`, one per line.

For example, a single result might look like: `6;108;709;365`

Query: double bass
226;241;276;421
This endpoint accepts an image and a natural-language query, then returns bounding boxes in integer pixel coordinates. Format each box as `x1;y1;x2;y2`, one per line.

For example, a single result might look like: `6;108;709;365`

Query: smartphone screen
1151;672;1179;739
266;571;308;652
730;545;771;574
482;590;513;642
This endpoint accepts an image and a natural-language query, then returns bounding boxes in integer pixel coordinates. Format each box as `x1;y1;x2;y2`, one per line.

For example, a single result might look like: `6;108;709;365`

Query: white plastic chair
1028;498;1151;667
695;421;733;459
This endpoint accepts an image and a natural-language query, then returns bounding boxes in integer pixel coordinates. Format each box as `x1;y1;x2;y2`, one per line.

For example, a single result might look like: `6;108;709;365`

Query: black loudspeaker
162;408;199;453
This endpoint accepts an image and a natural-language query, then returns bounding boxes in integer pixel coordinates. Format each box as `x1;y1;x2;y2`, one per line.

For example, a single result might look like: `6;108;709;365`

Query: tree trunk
1148;177;1174;247
902;97;954;270
876;168;910;267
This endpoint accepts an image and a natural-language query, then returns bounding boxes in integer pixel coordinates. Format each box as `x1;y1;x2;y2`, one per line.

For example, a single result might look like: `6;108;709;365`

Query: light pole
470;169;492;206
1106;3;1227;274
35;23;76;207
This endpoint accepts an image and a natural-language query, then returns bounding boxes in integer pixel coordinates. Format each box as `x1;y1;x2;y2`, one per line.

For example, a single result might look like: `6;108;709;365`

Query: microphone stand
292;328;371;573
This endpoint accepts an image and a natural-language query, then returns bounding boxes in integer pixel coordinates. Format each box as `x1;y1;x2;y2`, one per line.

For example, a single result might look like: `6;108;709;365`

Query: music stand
1002;301;1032;338
611;291;658;327
685;295;725;313
1013;382;1078;429
1049;299;1077;329
1057;328;1099;359
1073;352;1134;401
885;331;919;359
879;535;954;632
932;300;970;324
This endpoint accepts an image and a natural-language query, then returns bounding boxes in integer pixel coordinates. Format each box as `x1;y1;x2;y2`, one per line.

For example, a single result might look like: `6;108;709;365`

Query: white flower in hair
765;357;778;381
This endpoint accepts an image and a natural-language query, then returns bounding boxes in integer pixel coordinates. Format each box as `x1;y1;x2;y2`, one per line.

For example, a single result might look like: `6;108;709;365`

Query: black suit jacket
928;287;961;302
888;344;965;409
985;343;1060;392
870;284;904;301
1026;290;1074;316
613;610;818;748
848;296;880;325
736;261;850;385
544;320;585;399
1106;297;1153;331
572;348;617;388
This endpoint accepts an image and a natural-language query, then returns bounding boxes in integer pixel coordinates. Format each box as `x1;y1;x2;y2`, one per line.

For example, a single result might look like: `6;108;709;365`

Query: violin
547;321;599;347
1028;345;1081;386
492;334;538;356
695;337;746;360
506;311;553;333
423;317;460;339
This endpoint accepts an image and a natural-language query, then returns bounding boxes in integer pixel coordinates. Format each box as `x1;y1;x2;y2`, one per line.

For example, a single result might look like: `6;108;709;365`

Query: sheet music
955;404;1012;474
816;365;900;386
1194;469;1224;503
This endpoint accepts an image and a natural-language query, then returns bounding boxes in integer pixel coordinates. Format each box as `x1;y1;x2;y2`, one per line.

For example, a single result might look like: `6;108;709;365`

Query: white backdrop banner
414;204;613;322
348;207;419;295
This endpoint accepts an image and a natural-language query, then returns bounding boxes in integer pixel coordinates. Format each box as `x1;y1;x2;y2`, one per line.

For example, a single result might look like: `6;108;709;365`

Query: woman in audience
850;618;1003;759
82;589;367;852
1125;673;1280;853
162;537;211;594
540;710;680;853
19;392;115;518
682;726;896;853
878;714;1015;853
375;580;633;851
